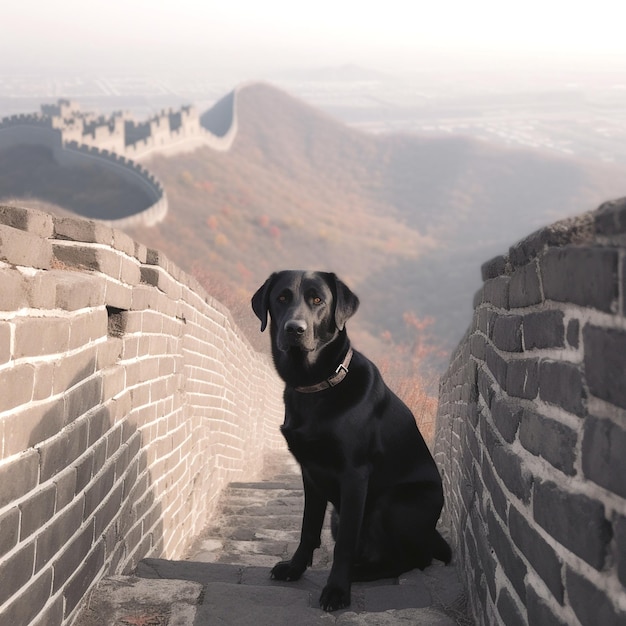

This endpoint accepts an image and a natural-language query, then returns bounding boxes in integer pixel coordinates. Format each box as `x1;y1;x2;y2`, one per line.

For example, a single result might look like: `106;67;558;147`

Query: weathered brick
470;508;497;601
63;376;103;425
509;260;542;308
509;506;564;602
52;270;106;311
13;316;70;358
119;255;141;285
33;361;54;401
519;409;577;475
112;228;136;257
482;275;510;309
505;358;539;400
52;520;95;592
39;419;89;481
481;254;508;281
0;268;28;311
54;468;77;511
0;541;35;605
566;318;579;348
84;464;116;519
95;482;124;537
491;395;523;443
480;456;508;520
52;345;97;395
75;451;94;493
534;480;610;570
483;420;532;503
0;450;39;509
69;309;107;350
0;205;54;237
526;585;569;626
0;567;53;626
615;515;626;587
470;333;486;360
566;568;626;626
53;215;113;244
35;498;83;572
0;223;52;269
523;310;564;350
539;360;585;417
486;344;507;389
492;314;522;352
0;507;19;558
496;587;526;626
582;416;626;498
3;403;56;457
583;325;626;410
19;483;56;539
53;242;122;278
0;322;10;365
64;542;105;616
0;362;34;412
540;247;618;312
30;595;64;626
140;266;183;300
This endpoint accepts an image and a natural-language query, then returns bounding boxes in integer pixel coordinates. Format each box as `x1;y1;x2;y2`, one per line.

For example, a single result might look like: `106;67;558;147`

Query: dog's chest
280;411;344;470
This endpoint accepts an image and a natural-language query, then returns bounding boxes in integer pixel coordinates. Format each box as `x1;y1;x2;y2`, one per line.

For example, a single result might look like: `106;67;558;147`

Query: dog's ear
251;273;277;332
329;274;359;331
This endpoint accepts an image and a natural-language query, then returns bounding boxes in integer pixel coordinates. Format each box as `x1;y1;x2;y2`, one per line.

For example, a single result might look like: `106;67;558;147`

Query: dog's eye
312;296;323;305
278;294;288;304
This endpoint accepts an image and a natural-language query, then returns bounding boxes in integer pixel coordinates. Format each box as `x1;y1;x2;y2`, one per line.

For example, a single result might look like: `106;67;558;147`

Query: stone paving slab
75;453;472;625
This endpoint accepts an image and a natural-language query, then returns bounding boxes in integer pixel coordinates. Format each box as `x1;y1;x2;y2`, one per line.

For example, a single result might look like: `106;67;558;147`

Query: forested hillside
4;82;624;377
127;83;626;371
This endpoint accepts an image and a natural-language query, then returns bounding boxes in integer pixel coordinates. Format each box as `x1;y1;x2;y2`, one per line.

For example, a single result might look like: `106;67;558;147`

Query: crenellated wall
0;88;241;228
0;205;285;626
435;198;626;626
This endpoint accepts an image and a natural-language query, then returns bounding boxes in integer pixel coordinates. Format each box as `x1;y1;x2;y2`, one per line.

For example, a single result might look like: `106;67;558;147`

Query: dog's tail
433;530;452;565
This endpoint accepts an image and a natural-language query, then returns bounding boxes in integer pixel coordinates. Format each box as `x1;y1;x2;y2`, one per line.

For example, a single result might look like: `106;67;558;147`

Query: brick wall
0;205;285;626
434;198;626;626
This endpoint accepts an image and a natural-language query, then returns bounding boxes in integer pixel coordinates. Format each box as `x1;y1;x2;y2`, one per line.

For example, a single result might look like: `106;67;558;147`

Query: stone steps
75;453;472;625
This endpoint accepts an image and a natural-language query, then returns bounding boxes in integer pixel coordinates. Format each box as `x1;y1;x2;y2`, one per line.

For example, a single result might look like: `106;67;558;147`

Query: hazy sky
2;0;625;75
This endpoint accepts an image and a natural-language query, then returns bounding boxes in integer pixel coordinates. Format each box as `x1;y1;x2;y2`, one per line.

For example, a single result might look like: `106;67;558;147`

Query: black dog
252;270;450;612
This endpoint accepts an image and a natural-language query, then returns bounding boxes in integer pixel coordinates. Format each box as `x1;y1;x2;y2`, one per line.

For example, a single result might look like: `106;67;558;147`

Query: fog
2;0;625;77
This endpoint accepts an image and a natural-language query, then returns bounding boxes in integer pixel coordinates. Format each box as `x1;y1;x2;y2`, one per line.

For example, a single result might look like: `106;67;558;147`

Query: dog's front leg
271;472;326;581
319;468;368;611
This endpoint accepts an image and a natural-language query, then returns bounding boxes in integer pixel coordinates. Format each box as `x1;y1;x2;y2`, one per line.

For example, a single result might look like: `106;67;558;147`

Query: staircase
75;453;471;625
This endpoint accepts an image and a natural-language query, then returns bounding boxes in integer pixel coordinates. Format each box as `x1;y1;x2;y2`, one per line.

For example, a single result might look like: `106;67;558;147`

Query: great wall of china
0;91;239;228
0;204;285;625
435;197;626;626
1;86;625;625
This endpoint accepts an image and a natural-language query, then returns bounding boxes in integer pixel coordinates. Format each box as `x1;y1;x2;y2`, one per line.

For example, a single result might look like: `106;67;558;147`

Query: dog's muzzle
282;319;310;349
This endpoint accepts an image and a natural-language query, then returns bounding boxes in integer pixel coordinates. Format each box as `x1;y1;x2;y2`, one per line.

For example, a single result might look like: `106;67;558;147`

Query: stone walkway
76;453;472;625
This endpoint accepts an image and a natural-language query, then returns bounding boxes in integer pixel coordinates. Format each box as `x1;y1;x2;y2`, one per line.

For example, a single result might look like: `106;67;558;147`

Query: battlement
0;91;242;227
435;197;626;626
0;204;285;625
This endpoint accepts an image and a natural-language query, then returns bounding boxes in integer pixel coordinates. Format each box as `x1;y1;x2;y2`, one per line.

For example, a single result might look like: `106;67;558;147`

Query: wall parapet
0;87;242;227
0;205;285;626
434;197;626;626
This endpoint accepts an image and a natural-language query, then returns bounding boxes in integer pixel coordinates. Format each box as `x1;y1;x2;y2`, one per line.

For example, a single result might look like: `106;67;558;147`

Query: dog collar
294;348;353;393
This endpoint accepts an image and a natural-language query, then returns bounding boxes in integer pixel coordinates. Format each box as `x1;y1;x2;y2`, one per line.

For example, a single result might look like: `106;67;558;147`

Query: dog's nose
285;319;307;335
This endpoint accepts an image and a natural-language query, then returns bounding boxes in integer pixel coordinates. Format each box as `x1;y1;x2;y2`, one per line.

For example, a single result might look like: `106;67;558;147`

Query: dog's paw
319;583;350;612
270;560;304;582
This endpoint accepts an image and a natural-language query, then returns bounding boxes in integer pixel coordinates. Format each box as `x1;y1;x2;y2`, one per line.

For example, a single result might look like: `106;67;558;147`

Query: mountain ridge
3;81;624;372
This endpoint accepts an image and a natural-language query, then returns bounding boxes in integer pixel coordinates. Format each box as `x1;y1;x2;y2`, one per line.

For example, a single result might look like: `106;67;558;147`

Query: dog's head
252;270;359;355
